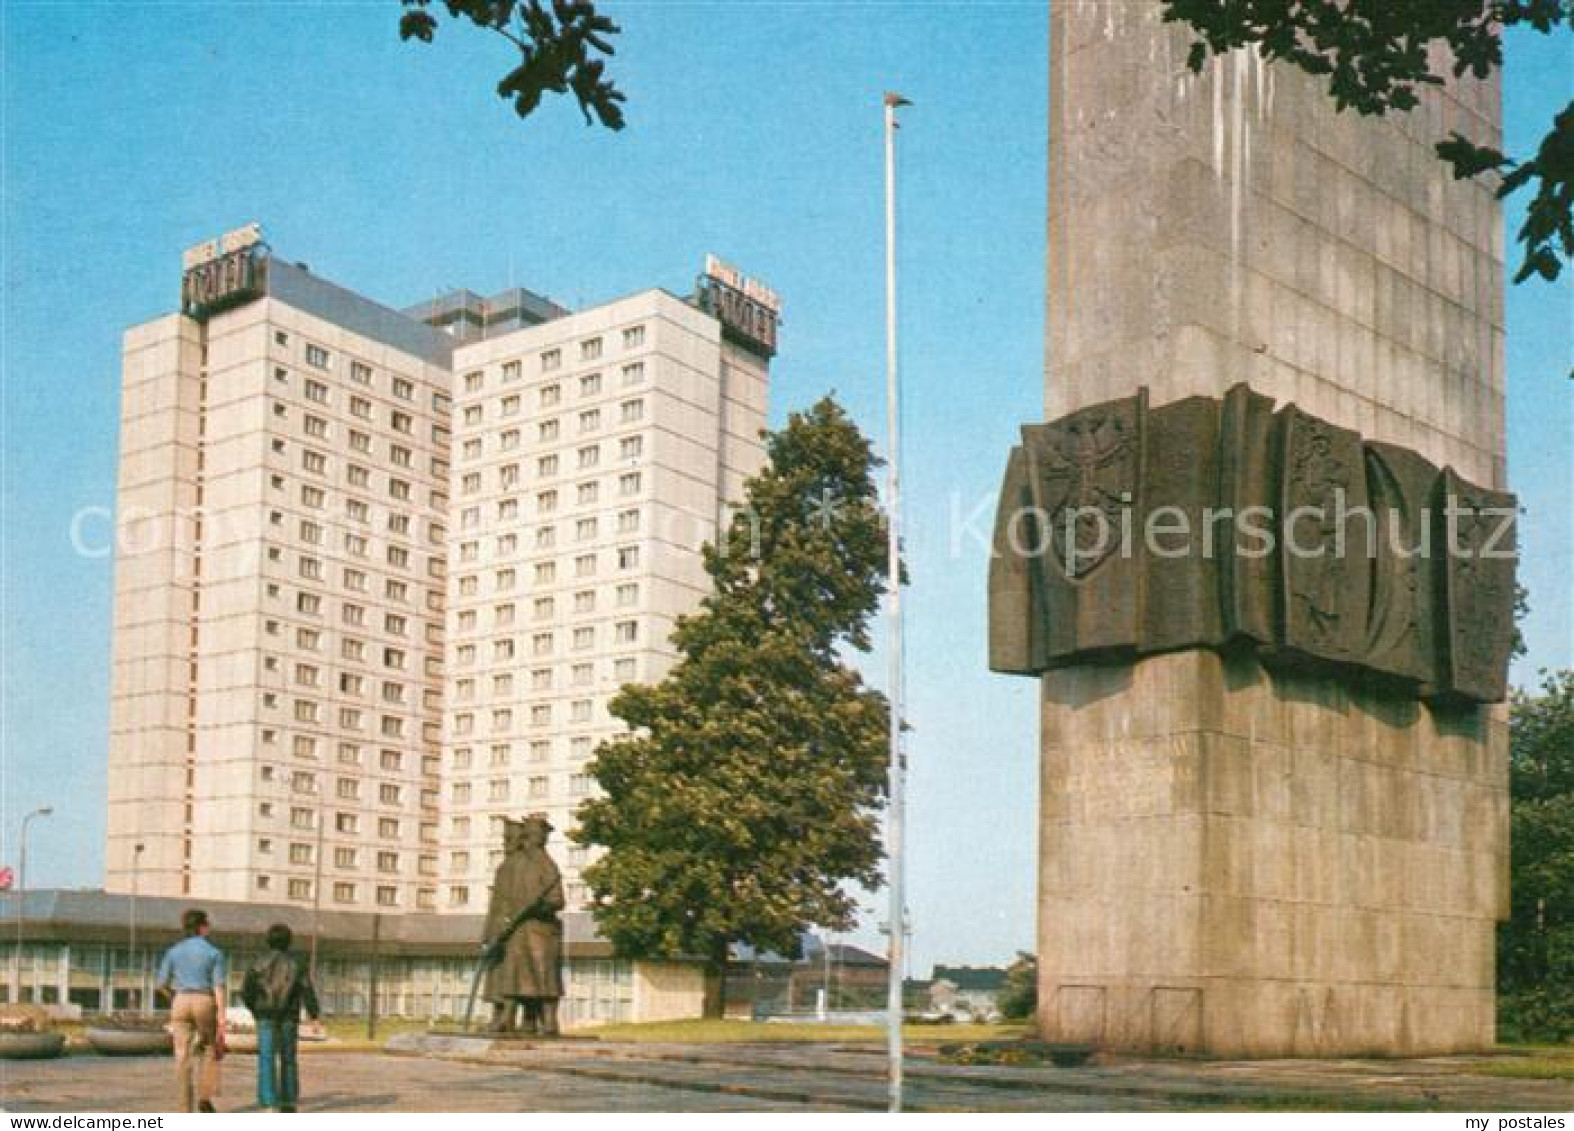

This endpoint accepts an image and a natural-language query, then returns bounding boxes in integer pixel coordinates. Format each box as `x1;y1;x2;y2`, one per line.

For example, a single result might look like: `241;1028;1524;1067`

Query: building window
540;348;561;372
351;360;372;385
581;338;602;362
620;399;644;424
619;472;641;496
614;620;639;644
539;420;559;442
376;886;399;907
304;379;329;404
623;326;645;349
392;376;414;401
577;445;600;470
333;882;357;904
619;436;644;460
288;879;311;901
617;546;640;570
502;360;521;383
580;373;602;397
616;582;638;607
305;344;330;370
622;361;645;386
579;409;601;433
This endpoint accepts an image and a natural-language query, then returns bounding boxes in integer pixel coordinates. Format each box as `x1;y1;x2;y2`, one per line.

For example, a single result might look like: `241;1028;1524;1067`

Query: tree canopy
572;397;894;981
1498;669;1574;1041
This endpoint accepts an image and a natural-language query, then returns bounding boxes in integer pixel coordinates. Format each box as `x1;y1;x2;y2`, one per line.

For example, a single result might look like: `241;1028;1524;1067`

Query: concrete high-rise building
107;228;776;920
436;281;770;910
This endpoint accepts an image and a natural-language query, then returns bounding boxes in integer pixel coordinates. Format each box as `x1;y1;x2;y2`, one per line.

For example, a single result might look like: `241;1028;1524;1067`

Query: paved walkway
2;1042;1569;1113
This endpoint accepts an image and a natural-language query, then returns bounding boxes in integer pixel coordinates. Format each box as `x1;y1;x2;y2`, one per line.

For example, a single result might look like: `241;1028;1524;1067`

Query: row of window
449;733;602;768
450;583;639;634
459;436;644;496
453;548;641;601
274;338;449;411
272;388;448;451
274;474;449;534
272;510;445;551
262;733;439;778
258;838;423;874
459;328;646;396
458;389;646;431
276;395;448;471
268;695;436;744
449;771;595;806
272;584;444;649
450;619;639;668
256;874;405;908
279;437;449;493
256;802;437;837
258;766;412;806
457;484;643;536
448;692;623;736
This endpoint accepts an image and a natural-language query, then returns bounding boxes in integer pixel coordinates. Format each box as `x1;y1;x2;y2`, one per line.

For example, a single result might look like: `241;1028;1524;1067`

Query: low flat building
0;889;703;1029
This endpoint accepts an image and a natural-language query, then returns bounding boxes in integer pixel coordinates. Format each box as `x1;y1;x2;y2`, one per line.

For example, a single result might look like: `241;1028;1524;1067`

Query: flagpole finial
884;91;912;108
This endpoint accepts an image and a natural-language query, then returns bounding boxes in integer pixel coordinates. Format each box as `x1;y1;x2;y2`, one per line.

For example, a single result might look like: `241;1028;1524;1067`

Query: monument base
1037;650;1508;1057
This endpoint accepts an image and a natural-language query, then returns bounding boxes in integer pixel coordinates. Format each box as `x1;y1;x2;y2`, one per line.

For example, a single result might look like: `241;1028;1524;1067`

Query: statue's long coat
482;847;565;1000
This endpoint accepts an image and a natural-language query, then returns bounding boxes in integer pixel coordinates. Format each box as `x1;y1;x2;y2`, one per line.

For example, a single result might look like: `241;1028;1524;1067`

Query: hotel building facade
106;226;775;922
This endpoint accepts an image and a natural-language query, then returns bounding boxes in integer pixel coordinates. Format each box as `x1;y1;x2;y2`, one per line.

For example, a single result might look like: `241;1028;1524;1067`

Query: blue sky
2;3;1569;972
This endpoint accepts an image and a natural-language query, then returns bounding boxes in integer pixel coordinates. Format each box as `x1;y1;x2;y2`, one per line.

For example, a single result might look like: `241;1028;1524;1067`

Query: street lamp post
14;807;54;1005
130;842;145;1011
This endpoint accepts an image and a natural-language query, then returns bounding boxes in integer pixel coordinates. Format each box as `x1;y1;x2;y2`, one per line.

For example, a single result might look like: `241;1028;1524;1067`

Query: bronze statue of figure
481;814;565;1036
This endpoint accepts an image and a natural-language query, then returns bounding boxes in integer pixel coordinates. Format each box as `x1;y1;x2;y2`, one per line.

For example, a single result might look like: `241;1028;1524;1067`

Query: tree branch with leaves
399;0;626;129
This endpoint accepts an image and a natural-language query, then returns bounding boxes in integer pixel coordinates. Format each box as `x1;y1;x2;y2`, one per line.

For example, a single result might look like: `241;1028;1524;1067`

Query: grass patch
1472;1058;1574;1081
579;1018;1030;1045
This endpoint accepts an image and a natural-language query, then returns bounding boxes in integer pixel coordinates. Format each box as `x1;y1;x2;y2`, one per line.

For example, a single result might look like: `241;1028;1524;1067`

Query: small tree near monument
573;396;894;1015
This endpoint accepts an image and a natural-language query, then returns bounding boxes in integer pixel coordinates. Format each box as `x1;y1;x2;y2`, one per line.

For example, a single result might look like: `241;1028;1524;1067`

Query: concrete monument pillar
1024;0;1509;1055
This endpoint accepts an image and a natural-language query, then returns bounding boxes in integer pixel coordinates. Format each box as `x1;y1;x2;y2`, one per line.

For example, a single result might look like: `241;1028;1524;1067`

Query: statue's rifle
461;894;552;1033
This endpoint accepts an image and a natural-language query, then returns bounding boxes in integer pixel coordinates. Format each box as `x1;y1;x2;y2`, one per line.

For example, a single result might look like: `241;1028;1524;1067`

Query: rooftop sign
696;254;779;358
181;223;266;321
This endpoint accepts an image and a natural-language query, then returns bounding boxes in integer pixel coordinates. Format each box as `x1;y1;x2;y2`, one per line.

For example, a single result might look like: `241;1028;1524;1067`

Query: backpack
245;953;299;1017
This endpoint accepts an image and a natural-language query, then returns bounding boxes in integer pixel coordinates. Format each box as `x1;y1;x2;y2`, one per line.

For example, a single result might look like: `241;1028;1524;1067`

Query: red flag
0;867;13;891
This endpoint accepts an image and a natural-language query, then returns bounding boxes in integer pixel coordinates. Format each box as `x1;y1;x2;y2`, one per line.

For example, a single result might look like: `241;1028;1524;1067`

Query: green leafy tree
573;397;894;1010
1498;669;1574;1042
1163;0;1572;284
399;0;625;129
996;952;1038;1022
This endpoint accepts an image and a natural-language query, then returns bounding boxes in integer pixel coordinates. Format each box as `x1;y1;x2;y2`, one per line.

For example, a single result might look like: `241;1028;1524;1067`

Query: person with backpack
241;923;321;1113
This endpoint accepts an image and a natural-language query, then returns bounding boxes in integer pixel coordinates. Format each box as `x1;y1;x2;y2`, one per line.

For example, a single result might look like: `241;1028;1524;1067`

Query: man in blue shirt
155;908;228;1112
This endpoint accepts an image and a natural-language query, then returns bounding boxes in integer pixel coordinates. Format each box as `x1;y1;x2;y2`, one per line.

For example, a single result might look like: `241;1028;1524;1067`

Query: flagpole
882;88;909;1116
